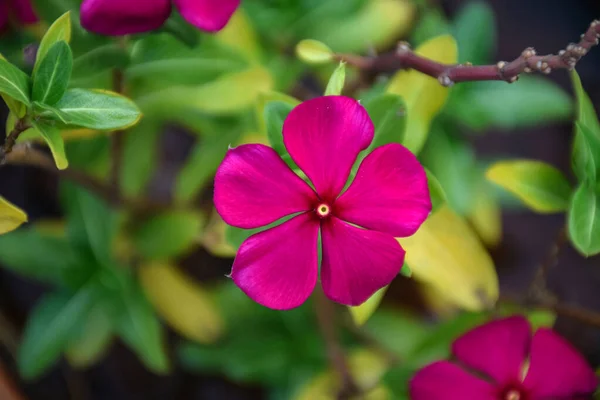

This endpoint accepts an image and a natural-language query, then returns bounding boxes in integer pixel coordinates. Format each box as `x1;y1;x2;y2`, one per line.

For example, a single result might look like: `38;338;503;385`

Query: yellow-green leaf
399;205;498;310
387;34;457;154
324;62;346;96
34;11;71;77
32;121;68;169
215;9;261;63
467;183;502;247
0;197;27;234
486;160;571;213
348;286;388;326
255;91;300;135
65;306;113;368
139;262;224;344
295;39;334;64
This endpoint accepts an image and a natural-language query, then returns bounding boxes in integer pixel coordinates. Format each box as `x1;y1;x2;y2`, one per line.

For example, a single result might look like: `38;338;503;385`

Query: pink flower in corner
410;316;598;400
214;96;431;310
80;0;240;36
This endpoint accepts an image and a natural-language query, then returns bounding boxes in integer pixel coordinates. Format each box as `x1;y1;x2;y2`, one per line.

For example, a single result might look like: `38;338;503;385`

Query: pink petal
452;316;531;385
80;0;171;35
523;328;598;398
283;96;374;202
230;213;320;310
410;361;497;400
0;1;8;31
214;144;317;229
173;0;240;32
8;0;38;24
335;143;431;237
320;217;404;306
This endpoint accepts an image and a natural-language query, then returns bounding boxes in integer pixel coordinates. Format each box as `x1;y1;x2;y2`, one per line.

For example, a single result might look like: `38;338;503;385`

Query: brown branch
338;19;600;86
0;119;30;163
314;289;359;400
526;226;568;303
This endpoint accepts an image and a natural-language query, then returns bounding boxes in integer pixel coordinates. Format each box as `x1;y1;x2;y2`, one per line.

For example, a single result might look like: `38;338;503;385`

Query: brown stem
526;226;568;303
314;289;359;400
338;19;600;85
1;119;30;163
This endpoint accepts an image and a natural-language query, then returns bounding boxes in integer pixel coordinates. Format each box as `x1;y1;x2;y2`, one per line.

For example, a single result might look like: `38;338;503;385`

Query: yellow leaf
139;262;224;344
215;9;261;63
296;39;334;64
467;184;502;247
387;35;457;154
34;11;71;76
398;205;498;310
348;286;388;326
293;349;389;400
0;197;27;234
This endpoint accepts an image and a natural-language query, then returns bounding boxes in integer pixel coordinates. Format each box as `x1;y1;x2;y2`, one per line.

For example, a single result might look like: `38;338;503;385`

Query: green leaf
161;12;200;48
121;120;161;198
295;39;334;64
0;59;31;105
32;41;72;105
115;279;169;374
72;44;130;81
66;305;113;368
324;62;346;96
425;169;447;212
31;0;79;24
32;121;68;170
18;284;100;379
411;8;451;45
571;70;600;183
53;89;142;130
34;11;72;77
452;1;496;64
486;160;571;214
265;101;294;157
133;210;204;260
568;183;600;256
363;93;406;151
348;286;388;326
0;227;77;284
446;77;572;131
61;183;117;264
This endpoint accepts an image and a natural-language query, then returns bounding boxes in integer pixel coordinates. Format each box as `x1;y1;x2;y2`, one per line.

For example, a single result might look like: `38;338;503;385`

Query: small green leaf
400;262;412;278
295;39;334;64
32;121;68;170
133;210;204;260
452;1;496;64
486;160;571;214
54;89;142;130
571;70;600;183
348;286;388;326
32;41;72;105
115;279;170;374
0;59;31;105
425;168;447;212
18;284;99;379
363;93;406;151
324;62;346;96
66;305;113;368
121;120;161;197
568;183;600;256
72;44;130;81
161;12;200;48
264;101;294;157
34;11;72;77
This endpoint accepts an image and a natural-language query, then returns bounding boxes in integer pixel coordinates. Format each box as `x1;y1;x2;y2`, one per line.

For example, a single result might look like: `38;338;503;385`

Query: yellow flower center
316;203;331;218
505;390;521;400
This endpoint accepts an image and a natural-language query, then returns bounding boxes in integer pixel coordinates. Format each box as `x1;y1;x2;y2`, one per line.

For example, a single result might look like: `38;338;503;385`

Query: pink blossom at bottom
214;96;431;309
410;316;598;400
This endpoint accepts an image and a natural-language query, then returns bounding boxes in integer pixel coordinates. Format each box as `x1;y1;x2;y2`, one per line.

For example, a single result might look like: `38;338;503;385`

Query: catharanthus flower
0;0;38;31
214;96;431;310
410;316;598;400
80;0;240;36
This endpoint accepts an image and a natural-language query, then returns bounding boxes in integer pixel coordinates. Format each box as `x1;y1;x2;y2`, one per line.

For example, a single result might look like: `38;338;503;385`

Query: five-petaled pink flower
80;0;240;36
214;96;431;310
410;316;598;400
0;0;38;32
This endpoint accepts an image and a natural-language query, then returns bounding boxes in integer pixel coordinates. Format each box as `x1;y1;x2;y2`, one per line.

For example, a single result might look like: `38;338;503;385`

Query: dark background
1;0;600;398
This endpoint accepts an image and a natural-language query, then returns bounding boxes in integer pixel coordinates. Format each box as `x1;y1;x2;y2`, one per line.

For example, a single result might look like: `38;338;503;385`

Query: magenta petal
410;361;497;400
80;0;171;35
523;328;598;398
283;96;374;201
214;144;317;229
8;0;38;24
335;143;431;237
230;213;320;310
452;316;530;385
173;0;240;32
320;217;404;306
0;1;8;31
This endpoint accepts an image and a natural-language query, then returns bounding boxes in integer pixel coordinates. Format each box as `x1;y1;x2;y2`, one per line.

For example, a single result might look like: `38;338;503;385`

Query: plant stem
314;289;359;400
0;119;30;164
526;226;567;303
338;19;600;85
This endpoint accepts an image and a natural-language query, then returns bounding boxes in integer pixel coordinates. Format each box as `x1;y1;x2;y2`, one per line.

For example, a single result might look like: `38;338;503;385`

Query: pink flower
0;0;38;31
410;316;598;400
214;96;431;310
80;0;240;36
